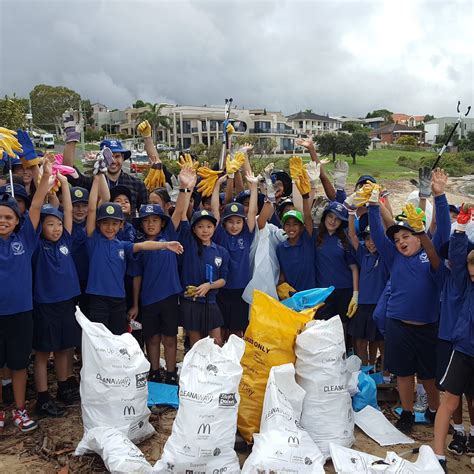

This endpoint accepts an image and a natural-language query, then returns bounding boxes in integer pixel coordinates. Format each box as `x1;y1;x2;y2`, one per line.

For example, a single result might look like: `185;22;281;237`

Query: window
183;120;191;134
254;121;271;133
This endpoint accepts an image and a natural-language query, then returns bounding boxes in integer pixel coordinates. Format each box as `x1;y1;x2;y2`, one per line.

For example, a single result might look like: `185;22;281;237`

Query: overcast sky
0;0;472;117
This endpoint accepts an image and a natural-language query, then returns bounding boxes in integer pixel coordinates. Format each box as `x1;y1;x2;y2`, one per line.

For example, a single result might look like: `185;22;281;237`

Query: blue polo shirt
179;222;230;304
33;231;81;304
314;230;356;289
438;266;462;342
71;221;89;282
133;226;182;306
276;230;315;291
117;221;136;243
355;244;390;304
368;205;444;324
0;215;40;316
214;224;255;289
86;230;134;298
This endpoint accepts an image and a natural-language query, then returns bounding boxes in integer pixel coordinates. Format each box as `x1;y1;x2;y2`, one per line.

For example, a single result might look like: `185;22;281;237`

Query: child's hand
165;241;184;254
194;282;211;298
128;306;139;321
296;137;315;150
42;156;53;176
56;172;67;184
240;143;254;154
245;170;259;186
178;166;197;189
431;167;448;196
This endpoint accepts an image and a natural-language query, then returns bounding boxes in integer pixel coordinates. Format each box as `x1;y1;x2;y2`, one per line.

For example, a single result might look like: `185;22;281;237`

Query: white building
424;117;474;144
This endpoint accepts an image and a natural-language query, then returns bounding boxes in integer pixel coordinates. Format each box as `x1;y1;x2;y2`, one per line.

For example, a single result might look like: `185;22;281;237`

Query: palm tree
139;103;170;142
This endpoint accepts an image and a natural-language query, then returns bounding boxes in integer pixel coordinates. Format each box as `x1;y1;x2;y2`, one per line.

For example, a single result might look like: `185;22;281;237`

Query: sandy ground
1;177;473;473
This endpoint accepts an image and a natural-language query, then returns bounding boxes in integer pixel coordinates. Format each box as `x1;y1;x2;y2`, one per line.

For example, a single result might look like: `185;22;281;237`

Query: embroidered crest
59;245;69;256
11;241;24;256
214;256;222;268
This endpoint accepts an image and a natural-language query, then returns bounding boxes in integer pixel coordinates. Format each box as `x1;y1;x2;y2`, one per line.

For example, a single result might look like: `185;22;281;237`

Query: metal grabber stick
219;98;233;170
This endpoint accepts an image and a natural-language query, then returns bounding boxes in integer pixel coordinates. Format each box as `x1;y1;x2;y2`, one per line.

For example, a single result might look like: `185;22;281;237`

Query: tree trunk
332;150;336;161
352;152;356;165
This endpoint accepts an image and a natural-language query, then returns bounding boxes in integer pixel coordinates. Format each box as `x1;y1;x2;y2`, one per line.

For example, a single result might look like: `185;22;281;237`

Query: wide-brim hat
110;185;132;203
322;201;348;227
271;170;292;197
100;139;132;160
132;204;170;228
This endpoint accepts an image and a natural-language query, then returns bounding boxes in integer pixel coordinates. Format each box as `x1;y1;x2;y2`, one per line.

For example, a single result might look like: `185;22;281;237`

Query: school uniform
313;229;356;321
348;244;388;341
86;230;135;335
0;214;39;370
71;221;90;315
32;231;81;352
440;232;474;396
179;221;230;333
132;225;182;338
368;198;450;379
214;223;254;332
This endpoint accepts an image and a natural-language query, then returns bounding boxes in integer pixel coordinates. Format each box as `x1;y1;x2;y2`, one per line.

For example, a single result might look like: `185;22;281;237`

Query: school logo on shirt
214;256;222;268
11;242;25;256
419;252;429;263
337;239;344;250
238;238;245;249
118;249;125;260
59;245;69;256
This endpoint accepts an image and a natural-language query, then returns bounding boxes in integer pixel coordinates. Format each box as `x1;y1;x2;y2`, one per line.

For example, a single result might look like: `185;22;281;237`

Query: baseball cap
110;185;132;203
190;209;217;227
40;204;64;221
356;175;377;188
281;209;304;225
222;202;246;220
96;202;125;221
99;139;131;160
322;201;349;223
0;193;21;218
0;183;31;208
386;221;421;241
71;187;89;204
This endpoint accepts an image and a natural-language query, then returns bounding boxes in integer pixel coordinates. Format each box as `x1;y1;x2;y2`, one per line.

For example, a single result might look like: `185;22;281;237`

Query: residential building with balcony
286;111;342;136
424;117;474;144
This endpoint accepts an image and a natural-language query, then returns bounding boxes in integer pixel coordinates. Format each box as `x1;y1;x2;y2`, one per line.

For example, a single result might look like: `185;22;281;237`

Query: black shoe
2;383;13;405
447;431;466;455
57;387;80;406
466;434;474;456
148;370;162;383
36;396;65;417
424;407;437;424
395;410;415;434
164;371;179;386
438;458;448;473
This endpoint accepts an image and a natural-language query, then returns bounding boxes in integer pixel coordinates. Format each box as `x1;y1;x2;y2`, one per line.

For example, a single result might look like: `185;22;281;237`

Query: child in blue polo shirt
179;209;230;348
367;168;450;434
110;185;136;242
0;159;53;433
348;214;389;367
32;173;81;417
210;172;258;338
86;174;183;335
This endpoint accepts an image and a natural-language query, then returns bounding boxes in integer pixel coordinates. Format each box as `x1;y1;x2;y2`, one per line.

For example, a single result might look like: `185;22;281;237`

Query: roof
392;113;425;122
364;117;385;123
287;111;339;122
371;123;424;134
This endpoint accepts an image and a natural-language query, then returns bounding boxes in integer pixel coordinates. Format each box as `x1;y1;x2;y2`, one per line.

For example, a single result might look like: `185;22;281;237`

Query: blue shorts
436;338;453;390
348;304;384;341
384;318;438;379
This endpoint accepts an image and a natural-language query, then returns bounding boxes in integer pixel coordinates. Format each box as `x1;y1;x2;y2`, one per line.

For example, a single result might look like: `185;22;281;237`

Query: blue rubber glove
16;129;37;161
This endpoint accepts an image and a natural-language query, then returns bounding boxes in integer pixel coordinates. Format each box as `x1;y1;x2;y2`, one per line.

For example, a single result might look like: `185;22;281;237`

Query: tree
255;137;278;156
81;99;94;127
341;121;370;133
314;133;339;161
339;129;371;164
366;109;393;123
424;114;435;123
459;131;474;151
30;84;81;134
234;134;259;147
396;135;418;146
436;123;461;146
133;100;146;109
139;103;170;141
0;94;29;129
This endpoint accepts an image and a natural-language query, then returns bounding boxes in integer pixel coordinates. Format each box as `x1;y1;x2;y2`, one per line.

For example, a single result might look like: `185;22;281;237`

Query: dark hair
316;215;349;250
150;187;171;204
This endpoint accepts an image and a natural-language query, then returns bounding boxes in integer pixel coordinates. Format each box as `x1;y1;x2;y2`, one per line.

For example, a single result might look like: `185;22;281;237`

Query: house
332;116;385;129
424;117;474;144
392;113;426;127
287;111;342;136
370;123;425;144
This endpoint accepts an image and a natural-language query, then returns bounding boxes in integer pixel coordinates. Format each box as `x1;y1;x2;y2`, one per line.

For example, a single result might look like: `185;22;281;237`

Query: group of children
0;120;473;473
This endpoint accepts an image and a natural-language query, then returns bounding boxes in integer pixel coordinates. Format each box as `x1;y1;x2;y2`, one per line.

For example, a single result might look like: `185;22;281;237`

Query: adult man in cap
61;111;147;212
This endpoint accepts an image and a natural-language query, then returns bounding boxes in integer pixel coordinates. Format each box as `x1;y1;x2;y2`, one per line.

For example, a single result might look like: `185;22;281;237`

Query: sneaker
36;396;65;418
424;407;437;424
2;383;13;405
164;371;179;386
56;386;80;406
395;410;415;434
0;410;5;431
466;434;474;456
148;370;162;383
12;408;38;433
414;392;428;412
447;431;466;455
438;458;448;473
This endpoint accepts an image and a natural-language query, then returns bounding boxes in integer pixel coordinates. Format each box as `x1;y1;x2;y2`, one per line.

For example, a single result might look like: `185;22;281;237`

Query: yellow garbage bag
237;290;314;443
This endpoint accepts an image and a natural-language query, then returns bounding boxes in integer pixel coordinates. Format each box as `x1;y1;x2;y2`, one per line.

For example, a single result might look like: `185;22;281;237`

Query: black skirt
180;298;224;332
216;288;249;332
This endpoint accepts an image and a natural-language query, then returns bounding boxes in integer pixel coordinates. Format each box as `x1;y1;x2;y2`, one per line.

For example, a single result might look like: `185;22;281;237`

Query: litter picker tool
432;101;471;170
219;98;233;170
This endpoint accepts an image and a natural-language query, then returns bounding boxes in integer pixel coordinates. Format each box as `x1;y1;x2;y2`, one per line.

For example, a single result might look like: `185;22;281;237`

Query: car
130;152;150;174
156;143;175;152
39;134;55;149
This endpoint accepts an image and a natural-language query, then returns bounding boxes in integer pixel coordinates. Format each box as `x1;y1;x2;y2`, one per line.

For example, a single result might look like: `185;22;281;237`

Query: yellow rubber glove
225;152;245;175
137;120;152;138
277;282;297;300
289;156;311;195
178;153;199;171
402;203;425;232
0;127;23;157
354;182;380;207
226;123;235;135
184;285;198;298
347;291;359;318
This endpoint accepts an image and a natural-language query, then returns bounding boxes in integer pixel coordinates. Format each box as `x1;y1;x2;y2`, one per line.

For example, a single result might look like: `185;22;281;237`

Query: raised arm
348;212;359;250
29;158;53;230
171;167;197;230
211;175;227;224
97;173;110;204
449;205;472;294
245;171;258;233
431;168;450;251
57;173;73;233
419;232;441;271
61;110;83;168
86;175;101;237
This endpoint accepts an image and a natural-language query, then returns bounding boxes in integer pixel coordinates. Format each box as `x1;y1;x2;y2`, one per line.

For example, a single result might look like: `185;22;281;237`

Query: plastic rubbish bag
238;291;314;443
242;364;324;473
352;369;378;412
154;335;244;473
281;286;334;312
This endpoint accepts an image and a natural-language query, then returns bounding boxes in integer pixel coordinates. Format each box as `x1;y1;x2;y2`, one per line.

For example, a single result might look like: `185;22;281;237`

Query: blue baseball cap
1;152;22;167
222;202;246;220
0;183;31;208
96;202;125;221
386;221;422;241
100;140;131;160
449;204;460;215
41;204;64;221
322;201;348;224
71;187;89;204
190;209;217;227
356;175;377;188
133;204;170;228
234;190;265;214
0;193;21;218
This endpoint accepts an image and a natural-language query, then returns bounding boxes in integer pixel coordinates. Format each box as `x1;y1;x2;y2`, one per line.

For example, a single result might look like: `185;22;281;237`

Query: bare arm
86;176;100;237
132;240;183;254
348;213;359;250
246;172;258;233
29;160;54;230
62;141;76;168
350;264;359;291
211;175;226;224
57;174;73;233
97;173;110;204
303;195;313;236
128;275;142;321
420;232;441;271
172;168;197;230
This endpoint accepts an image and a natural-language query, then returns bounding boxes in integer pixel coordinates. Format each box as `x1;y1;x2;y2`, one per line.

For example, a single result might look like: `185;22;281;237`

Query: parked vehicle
39;134;55;149
130;152;150;174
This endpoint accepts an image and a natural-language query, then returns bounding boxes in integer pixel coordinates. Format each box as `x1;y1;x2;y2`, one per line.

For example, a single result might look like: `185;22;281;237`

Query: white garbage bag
329;443;443;473
75;309;154;450
154;335;245;473
242;363;325;473
295;317;354;459
76;427;152;473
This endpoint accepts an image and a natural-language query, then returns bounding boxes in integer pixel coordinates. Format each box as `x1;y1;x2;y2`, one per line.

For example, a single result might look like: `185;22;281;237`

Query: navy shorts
180;298;223;333
33;298;81;352
0;311;33;370
436;338;453;390
316;287;353;323
141;295;179;338
439;350;474;397
88;295;127;335
217;288;249;332
384;318;438;379
348;304;384;341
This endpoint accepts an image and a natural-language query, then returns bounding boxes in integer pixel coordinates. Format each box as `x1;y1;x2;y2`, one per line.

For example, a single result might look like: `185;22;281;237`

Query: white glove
93;152;107;175
165;175;180;203
261;162;276;203
62;110;84;143
369;187;380;203
333;160;349;190
344;192;358;211
311;196;329;225
305;161;321;189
